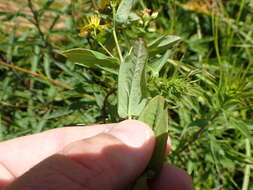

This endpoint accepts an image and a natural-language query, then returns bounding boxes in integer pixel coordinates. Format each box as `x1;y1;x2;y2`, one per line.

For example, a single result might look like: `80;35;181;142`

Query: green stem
139;0;146;9
236;0;246;23
98;41;114;58
194;15;202;62
226;0;246;52
111;3;123;63
242;138;251;190
212;15;221;64
94;30;114;58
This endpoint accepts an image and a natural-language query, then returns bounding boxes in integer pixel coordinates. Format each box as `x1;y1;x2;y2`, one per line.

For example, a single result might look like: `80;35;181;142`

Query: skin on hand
0;120;194;190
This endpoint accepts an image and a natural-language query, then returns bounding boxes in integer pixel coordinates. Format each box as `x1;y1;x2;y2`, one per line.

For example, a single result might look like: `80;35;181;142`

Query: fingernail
107;120;153;147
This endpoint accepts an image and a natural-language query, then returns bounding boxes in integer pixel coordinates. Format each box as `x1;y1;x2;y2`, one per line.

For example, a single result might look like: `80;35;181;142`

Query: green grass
0;0;252;189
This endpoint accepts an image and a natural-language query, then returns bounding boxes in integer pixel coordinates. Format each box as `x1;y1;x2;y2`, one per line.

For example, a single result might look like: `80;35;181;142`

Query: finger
0;122;171;178
0;163;13;188
4;120;155;190
150;164;194;190
0;123;116;177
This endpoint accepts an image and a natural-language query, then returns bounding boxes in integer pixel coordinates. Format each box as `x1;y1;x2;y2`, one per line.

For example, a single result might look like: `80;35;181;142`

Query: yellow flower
80;15;108;37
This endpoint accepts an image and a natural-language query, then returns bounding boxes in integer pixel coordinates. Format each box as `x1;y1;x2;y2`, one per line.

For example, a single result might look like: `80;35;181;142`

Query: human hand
0;120;194;190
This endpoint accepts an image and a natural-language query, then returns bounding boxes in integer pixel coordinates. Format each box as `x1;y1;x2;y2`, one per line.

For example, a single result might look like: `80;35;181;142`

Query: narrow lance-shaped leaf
148;35;181;56
230;118;251;138
116;0;135;23
148;35;181;49
61;48;119;74
118;38;148;118
133;96;169;188
148;50;172;77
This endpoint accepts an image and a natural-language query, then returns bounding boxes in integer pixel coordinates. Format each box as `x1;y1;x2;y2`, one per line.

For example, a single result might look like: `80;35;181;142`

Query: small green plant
62;0;181;187
1;0;252;189
63;34;172;189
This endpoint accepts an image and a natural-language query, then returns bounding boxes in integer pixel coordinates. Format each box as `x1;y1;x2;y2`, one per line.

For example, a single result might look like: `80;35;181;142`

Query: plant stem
139;0;146;9
111;3;123;63
98;41;114;58
0;61;72;90
226;0;246;52
194;15;202;62
212;14;221;64
27;0;45;42
94;30;114;58
242;138;251;190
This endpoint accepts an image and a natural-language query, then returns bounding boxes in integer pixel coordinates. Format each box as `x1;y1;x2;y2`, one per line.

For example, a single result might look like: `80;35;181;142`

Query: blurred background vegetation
0;0;252;189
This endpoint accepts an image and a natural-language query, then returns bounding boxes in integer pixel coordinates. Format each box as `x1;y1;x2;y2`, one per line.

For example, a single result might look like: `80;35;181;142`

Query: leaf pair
62;38;164;123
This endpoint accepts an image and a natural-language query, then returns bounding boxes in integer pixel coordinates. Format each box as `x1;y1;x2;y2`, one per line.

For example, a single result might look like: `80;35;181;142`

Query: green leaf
148;35;181;48
46;107;73;120
133;96;169;188
149;109;168;174
148;35;181;55
61;48;119;74
189;119;208;128
230;118;251;138
118;38;148;118
139;95;169;176
34;111;50;133
148;50;172;77
116;0;135;23
138;96;165;129
43;53;51;78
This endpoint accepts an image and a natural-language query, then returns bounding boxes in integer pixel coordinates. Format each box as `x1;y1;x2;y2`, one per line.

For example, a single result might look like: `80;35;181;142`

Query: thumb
4;120;155;190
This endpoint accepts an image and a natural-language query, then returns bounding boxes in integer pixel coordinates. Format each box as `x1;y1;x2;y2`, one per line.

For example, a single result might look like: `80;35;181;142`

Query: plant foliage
0;0;252;189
